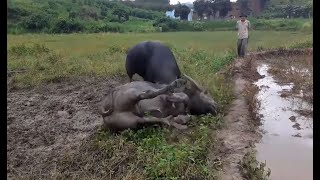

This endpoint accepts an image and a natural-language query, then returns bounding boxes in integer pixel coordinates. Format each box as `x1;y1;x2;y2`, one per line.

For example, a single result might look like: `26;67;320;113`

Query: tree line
7;0;165;33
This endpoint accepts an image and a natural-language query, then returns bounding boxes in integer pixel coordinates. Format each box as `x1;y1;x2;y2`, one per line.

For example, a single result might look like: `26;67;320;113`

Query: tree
23;13;50;31
112;7;129;21
174;3;191;20
238;0;252;15
135;0;170;5
216;0;232;17
193;0;207;20
194;0;232;19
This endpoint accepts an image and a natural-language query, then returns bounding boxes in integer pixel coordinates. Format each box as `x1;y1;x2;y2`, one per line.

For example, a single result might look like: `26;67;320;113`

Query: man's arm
248;21;251;30
235;21;239;31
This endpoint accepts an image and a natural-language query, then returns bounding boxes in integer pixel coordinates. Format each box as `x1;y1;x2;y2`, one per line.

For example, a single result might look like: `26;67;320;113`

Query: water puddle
254;64;313;180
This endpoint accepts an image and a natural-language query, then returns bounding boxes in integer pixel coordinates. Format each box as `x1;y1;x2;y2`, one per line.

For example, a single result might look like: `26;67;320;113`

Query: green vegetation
7;31;312;88
7;0;164;34
7;0;313;34
239;152;271;180
193;0;232;20
261;0;313;18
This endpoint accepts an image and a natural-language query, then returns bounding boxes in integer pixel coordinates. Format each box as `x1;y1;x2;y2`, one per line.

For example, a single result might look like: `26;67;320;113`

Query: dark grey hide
125;41;181;84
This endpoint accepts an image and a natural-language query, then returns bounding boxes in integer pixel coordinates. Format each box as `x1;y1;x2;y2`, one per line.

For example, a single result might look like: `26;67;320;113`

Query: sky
170;0;237;5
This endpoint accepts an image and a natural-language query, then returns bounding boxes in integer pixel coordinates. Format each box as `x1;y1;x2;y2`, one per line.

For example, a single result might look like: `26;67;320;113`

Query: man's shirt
236;20;251;39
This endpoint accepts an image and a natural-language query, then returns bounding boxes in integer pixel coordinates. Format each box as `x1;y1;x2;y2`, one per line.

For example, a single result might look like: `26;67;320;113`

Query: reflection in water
254;64;313;180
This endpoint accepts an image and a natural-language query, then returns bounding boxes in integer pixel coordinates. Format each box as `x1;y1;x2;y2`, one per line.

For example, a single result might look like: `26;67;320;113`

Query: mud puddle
254;63;313;180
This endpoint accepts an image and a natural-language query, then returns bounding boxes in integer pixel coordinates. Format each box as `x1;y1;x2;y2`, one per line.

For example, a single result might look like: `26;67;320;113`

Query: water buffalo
125;41;181;84
125;41;218;116
99;79;191;132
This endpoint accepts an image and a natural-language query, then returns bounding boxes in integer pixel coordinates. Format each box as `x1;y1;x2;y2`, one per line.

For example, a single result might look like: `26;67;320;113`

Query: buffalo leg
137;116;172;126
137;115;188;130
166;93;189;104
138;79;186;100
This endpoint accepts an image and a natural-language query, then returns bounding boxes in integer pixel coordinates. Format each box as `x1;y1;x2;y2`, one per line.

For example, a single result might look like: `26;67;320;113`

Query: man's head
240;14;247;21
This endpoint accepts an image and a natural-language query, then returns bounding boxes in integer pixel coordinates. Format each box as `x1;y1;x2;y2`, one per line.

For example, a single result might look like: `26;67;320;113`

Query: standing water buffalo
125;41;218;116
126;41;181;84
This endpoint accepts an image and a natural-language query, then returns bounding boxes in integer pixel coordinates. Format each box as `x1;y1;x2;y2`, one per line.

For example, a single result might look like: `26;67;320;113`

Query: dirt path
211;48;312;180
209;57;262;180
7;76;126;179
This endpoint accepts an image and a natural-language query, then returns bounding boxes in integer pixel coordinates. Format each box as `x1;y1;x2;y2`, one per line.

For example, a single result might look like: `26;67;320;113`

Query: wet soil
213;48;313;180
7;76;127;179
210;58;262;180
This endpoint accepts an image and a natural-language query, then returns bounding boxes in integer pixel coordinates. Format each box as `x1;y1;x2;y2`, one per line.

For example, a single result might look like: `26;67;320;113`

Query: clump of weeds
239;152;271;180
8;43;50;57
243;84;261;127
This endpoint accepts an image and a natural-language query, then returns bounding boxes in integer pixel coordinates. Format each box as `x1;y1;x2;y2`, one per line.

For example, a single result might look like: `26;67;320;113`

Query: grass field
8;31;312;87
8;31;312;55
7;31;312;179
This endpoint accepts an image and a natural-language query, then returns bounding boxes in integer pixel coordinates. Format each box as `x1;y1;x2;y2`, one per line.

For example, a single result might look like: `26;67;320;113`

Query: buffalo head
182;74;218;116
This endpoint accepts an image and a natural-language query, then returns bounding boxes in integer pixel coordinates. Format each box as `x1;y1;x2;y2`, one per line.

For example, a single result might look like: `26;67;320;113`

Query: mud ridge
212;48;312;180
210;57;262;180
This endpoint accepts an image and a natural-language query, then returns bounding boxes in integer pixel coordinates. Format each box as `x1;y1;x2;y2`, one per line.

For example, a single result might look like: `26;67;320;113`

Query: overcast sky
170;0;237;5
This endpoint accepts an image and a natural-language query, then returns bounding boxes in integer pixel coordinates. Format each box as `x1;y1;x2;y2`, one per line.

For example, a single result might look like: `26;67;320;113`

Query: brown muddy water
254;64;313;180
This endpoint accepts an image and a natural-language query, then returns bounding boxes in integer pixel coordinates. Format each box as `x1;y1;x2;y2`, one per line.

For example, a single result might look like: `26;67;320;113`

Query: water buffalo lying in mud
126;41;217;115
99;76;218;132
99;79;191;131
126;41;181;84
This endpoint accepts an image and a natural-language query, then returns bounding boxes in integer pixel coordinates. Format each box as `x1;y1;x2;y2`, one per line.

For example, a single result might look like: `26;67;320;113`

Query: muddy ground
209;48;313;180
210;56;263;180
7;48;312;180
7;76;127;179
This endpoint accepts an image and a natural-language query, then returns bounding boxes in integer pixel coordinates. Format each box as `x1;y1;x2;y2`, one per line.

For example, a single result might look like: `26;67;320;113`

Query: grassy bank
7;31;312;179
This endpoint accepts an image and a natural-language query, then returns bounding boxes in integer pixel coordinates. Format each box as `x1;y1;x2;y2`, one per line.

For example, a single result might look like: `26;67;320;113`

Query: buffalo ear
204;89;209;94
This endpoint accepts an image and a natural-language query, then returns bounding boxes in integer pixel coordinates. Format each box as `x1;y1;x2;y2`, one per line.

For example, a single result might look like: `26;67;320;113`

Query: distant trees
174;3;191;20
112;7;130;21
193;0;207;20
262;0;313;18
193;0;232;20
7;0;164;33
135;0;170;4
238;0;252;15
122;0;172;12
216;0;232;17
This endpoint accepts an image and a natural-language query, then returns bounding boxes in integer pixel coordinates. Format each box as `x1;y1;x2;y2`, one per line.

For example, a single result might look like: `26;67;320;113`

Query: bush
301;21;313;32
192;21;204;31
51;18;84;33
158;23;170;32
22;13;51;31
153;17;178;31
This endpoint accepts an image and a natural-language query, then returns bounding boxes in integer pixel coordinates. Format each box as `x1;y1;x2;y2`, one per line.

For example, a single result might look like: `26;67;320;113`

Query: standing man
236;14;251;58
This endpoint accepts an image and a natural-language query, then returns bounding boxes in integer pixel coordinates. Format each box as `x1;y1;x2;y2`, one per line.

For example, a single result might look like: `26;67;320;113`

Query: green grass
8;31;311;55
7;31;312;179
